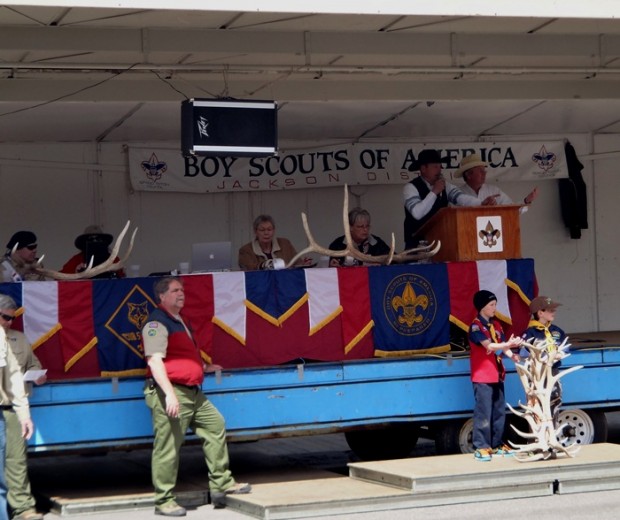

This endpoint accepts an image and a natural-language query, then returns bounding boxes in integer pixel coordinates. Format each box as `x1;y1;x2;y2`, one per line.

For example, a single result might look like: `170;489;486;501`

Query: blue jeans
0;415;8;520
472;382;506;450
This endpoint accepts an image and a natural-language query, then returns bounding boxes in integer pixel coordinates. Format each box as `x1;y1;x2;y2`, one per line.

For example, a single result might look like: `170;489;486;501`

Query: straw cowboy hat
454;153;488;178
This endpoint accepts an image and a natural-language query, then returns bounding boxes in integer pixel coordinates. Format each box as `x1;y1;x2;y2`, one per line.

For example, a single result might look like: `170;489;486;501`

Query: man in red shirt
143;277;250;516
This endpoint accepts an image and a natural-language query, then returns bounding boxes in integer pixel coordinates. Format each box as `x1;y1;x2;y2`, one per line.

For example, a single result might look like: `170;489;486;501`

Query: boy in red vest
469;290;523;461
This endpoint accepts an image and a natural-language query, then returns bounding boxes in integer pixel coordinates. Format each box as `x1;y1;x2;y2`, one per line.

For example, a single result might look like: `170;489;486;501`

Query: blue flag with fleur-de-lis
368;263;450;355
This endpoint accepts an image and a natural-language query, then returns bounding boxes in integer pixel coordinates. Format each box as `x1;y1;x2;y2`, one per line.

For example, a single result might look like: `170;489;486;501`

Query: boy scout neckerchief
486;319;504;373
527;319;556;352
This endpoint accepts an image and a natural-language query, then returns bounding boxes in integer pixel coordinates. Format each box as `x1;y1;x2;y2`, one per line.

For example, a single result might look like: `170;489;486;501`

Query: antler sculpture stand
508;337;582;461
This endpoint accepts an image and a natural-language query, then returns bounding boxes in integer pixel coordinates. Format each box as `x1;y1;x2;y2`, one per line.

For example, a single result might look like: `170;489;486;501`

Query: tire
556;408;608;446
344;424;419;461
435;418;474;454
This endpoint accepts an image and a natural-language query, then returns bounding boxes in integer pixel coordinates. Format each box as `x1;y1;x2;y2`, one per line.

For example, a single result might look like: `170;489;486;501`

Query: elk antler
507;337;582;462
21;221;138;281
286;184;441;268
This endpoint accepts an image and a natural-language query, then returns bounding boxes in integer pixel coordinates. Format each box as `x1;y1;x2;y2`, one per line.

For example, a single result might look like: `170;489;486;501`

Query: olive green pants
144;384;235;507
3;409;36;517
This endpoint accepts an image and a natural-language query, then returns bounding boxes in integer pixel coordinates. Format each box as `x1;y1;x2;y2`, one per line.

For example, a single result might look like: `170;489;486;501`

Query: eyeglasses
0;313;15;321
24;244;37;251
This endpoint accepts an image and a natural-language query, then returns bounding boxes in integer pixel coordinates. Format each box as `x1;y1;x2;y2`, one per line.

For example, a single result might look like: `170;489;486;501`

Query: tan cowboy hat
454;153;488;178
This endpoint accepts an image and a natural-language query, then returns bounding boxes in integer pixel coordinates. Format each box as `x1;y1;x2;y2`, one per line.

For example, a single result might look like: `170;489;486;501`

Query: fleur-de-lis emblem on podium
391;282;429;327
479;220;501;248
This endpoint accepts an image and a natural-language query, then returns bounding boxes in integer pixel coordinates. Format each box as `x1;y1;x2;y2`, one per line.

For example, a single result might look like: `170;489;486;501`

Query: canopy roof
3;4;620;143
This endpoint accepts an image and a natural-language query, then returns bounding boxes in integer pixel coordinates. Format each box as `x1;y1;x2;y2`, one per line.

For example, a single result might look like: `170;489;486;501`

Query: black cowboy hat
408;149;445;172
75;225;113;251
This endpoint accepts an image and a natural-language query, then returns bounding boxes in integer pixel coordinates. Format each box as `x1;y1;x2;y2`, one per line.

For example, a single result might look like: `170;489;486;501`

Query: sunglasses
0;313;15;321
25;244;37;251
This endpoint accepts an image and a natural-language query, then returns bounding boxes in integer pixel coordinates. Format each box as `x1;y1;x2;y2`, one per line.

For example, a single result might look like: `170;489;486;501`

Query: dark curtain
558;141;588;239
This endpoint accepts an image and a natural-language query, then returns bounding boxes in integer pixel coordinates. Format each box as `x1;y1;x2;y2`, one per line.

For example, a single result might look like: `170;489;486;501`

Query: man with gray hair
455;153;538;208
142;277;250;516
0;294;45;520
329;207;391;266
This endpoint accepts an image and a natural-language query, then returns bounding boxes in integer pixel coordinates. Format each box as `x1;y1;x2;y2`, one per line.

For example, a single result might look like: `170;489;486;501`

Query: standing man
142;277;250;517
454;153;539;208
468;290;522;462
1;232;45;283
0;323;35;520
403;149;480;249
0;295;45;520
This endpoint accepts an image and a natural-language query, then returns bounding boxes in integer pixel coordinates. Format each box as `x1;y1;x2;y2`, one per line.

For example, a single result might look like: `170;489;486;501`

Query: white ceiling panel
3;5;620;144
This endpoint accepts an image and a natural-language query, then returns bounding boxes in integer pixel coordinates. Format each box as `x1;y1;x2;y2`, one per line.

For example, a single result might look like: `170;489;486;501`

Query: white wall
1;133;618;335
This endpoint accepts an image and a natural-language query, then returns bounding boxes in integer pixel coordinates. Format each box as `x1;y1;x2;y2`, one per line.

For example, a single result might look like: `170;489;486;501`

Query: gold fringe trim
309;306;343;336
200;350;213;365
245;299;280;327
278;293;308;325
101;368;148;378
212;316;246;346
344;320;374;355
495;310;512;326
64;337;98;372
449;314;470;333
505;278;532;306
31;323;62;351
374;344;451;357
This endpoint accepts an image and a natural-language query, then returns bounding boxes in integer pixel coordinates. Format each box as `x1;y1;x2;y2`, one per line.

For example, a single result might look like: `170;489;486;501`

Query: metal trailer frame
26;346;620;453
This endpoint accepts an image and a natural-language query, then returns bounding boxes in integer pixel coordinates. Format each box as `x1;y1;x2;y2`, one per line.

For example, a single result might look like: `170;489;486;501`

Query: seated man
455;153;538;207
403;149;480;249
61;225;125;279
329;207;391;266
1;231;45;282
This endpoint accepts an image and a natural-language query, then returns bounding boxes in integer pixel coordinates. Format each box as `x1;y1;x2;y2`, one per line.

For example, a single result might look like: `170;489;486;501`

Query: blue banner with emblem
369;264;451;356
91;277;158;376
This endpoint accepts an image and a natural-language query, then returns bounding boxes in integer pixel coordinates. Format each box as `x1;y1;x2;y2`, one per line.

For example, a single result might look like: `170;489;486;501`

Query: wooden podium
414;205;523;262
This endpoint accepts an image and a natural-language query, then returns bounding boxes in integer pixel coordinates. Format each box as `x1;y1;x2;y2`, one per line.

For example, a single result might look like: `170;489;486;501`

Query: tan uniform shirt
0;327;31;422
5;329;42;396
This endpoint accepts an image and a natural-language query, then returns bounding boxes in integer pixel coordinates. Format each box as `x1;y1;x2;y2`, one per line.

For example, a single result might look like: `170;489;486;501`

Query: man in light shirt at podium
455;153;539;208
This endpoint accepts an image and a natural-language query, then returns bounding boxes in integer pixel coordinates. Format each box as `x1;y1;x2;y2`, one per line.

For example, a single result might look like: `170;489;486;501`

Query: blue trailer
27;340;620;459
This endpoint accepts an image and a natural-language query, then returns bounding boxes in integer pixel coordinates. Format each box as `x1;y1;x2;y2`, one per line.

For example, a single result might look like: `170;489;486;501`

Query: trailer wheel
345;424;419;461
557;409;608;446
435;419;474;454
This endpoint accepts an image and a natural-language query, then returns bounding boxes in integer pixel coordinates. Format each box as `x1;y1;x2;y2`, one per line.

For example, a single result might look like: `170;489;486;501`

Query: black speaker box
181;99;278;157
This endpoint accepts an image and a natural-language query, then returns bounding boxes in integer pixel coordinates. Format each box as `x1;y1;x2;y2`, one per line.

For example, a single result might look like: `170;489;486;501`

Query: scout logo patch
383;273;437;336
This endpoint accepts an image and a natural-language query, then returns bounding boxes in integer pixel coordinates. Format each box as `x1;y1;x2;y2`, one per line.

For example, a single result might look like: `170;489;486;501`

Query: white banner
128;141;568;193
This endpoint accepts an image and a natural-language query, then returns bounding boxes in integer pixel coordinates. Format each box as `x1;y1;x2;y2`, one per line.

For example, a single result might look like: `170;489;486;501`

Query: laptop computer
191;241;233;273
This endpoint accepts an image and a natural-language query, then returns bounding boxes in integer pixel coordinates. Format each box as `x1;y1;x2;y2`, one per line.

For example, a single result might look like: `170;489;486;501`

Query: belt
146;378;200;391
172;382;201;390
0;405;13;410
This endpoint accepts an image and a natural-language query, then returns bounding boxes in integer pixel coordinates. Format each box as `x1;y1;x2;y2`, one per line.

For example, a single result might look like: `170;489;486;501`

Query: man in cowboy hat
455;153;539;208
60;225;125;278
403;149;481;249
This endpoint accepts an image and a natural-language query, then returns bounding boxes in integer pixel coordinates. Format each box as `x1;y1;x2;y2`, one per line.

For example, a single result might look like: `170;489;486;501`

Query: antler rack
12;221;138;281
286;184;440;268
508;337;582;461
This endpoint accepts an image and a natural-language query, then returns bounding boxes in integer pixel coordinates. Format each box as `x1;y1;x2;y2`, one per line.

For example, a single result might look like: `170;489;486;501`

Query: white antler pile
508;337;582;462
